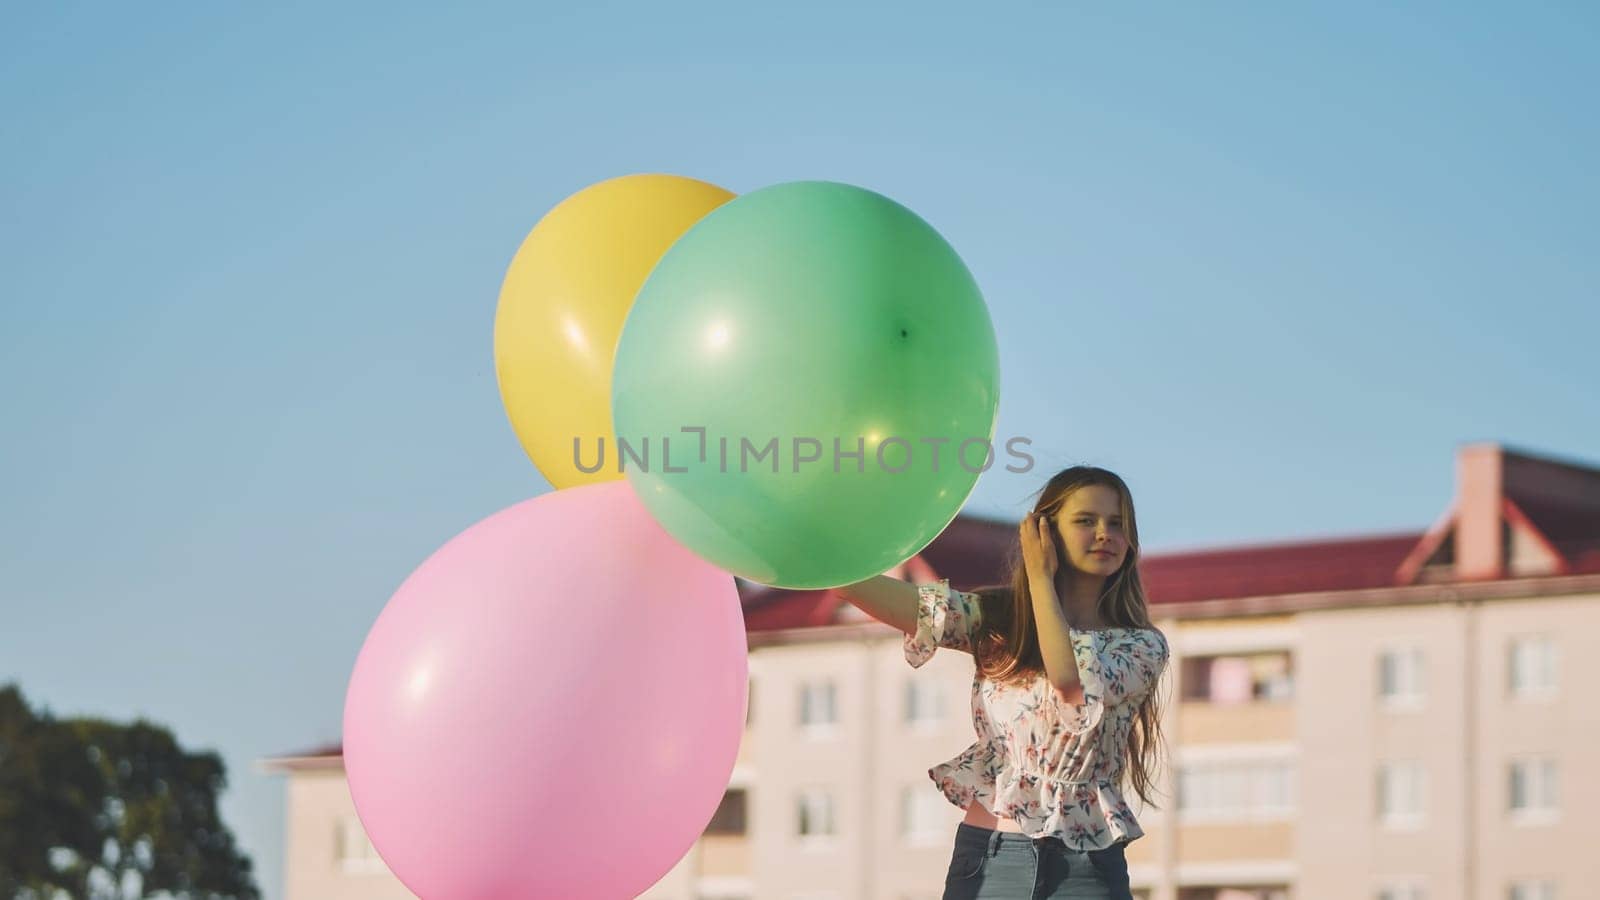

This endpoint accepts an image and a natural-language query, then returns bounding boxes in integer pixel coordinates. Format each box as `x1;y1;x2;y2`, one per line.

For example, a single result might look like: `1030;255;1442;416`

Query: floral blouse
904;579;1169;851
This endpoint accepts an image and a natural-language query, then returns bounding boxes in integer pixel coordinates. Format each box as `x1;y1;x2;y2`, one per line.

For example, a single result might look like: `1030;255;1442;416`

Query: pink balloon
343;482;747;899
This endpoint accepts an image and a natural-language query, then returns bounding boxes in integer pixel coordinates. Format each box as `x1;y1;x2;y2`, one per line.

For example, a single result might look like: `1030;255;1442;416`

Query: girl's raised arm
836;575;920;636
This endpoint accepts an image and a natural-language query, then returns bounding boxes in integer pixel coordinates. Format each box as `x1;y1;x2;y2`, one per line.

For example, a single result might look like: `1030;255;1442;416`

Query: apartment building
265;443;1600;900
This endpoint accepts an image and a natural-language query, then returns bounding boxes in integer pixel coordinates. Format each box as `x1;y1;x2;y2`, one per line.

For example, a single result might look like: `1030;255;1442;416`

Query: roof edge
256;753;344;774
1141;528;1425;560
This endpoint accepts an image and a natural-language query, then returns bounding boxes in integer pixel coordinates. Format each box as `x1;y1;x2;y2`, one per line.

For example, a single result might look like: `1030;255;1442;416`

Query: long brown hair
972;466;1167;806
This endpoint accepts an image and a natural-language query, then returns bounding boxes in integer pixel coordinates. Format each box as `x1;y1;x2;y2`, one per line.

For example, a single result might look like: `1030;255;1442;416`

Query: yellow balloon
494;174;735;489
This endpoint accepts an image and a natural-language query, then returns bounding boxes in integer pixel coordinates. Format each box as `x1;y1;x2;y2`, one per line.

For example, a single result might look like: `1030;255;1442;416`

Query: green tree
0;684;259;900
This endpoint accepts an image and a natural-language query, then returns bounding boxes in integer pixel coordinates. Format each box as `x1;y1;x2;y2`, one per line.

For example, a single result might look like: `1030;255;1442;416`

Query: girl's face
1050;485;1131;578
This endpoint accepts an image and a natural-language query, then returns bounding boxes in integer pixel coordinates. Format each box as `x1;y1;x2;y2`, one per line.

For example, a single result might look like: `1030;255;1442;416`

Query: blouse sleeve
1073;626;1170;708
903;579;984;668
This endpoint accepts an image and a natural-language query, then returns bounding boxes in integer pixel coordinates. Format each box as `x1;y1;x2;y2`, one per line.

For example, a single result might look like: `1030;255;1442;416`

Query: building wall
279;763;702;900
1293;590;1599;900
277;590;1598;900
281;769;415;900
1472;593;1600;900
1295;601;1470;900
740;636;974;900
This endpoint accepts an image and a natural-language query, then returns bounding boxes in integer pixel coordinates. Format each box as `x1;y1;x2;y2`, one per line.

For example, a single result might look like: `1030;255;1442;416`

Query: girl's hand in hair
1020;513;1059;584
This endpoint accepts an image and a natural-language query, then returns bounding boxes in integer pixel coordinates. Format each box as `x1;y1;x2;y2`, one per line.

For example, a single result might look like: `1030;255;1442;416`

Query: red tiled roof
1137;532;1423;605
1501;447;1600;573
741;588;836;631
1513;497;1600;570
908;515;1015;589
259;742;343;771
277;741;341;757
740;527;1430;631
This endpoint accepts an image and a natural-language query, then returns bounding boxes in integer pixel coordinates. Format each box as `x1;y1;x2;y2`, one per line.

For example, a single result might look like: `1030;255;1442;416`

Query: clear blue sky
3;3;1596;898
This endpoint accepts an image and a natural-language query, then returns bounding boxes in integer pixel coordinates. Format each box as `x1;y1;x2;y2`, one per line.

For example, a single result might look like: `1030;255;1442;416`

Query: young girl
839;466;1169;900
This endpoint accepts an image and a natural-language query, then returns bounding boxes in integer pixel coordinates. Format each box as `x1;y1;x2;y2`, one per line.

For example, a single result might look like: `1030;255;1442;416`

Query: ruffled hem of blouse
928;746;1143;851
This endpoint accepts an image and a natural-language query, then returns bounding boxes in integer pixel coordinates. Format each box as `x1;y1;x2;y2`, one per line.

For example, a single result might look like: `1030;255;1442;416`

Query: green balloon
611;181;1000;589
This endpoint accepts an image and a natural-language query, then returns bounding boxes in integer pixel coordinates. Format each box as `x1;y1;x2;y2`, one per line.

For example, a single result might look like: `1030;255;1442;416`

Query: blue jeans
941;823;1133;900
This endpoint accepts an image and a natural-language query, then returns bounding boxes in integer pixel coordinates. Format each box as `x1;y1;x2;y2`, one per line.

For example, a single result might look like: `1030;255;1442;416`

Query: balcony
698;787;750;878
1177;821;1294;861
1180;701;1294;744
1179;652;1294;745
698;834;751;877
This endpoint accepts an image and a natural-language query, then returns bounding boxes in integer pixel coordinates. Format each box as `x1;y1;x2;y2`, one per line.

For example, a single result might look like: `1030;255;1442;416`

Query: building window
797;788;836;838
1509;636;1558;698
905;679;946;728
706;788;748;835
1508;880;1556;900
1509;758;1560;822
1377;761;1425;828
1180;652;1293;704
1378;882;1425;900
1176;760;1295;821
1378;648;1425;707
900;786;947;845
799;681;837;731
336;816;388;875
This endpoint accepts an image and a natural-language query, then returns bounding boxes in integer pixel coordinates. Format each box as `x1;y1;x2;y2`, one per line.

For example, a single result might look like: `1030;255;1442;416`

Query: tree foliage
0;684;258;900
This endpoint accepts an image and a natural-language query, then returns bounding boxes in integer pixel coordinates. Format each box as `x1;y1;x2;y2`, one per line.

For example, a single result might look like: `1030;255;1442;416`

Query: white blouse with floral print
904;579;1170;851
